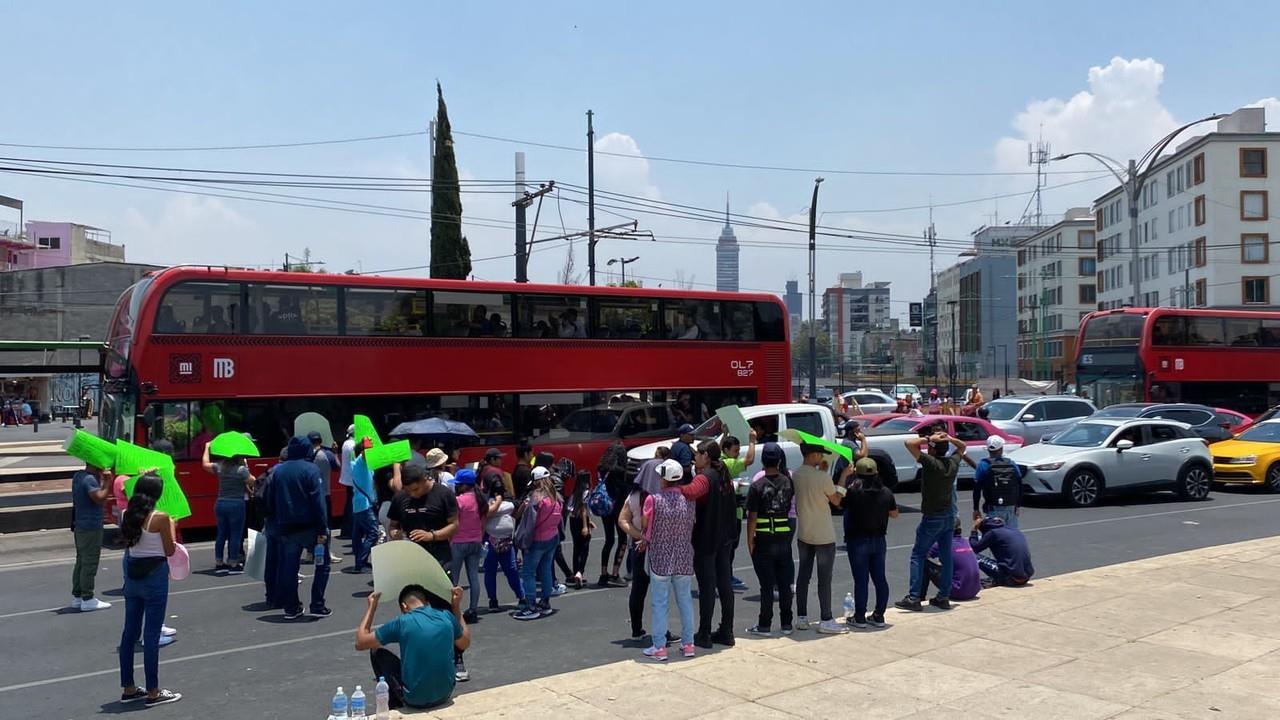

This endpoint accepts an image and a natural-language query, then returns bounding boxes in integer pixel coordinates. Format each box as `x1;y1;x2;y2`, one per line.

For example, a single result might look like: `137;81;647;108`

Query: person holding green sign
792;443;854;635
71;462;113;612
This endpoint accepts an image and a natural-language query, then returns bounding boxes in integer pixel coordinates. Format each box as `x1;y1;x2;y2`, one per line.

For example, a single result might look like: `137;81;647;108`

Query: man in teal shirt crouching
355;584;471;710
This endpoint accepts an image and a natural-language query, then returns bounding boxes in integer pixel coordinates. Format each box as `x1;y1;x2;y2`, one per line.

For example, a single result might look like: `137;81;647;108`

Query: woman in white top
116;472;182;708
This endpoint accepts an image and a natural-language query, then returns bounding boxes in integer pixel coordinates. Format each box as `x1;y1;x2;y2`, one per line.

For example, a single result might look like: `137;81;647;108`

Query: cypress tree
430;82;471;278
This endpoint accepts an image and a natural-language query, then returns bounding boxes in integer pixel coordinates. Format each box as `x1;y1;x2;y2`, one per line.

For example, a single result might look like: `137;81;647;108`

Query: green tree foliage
791;320;831;383
430;82;472;279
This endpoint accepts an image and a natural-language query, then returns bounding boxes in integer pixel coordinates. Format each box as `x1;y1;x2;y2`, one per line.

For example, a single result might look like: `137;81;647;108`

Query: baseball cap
531;466;551;481
657;459;684;483
677;423;695;435
484;447;505;461
761;442;784;465
306;431;322;443
454;468;477;486
855;457;879;476
986;436;1005;452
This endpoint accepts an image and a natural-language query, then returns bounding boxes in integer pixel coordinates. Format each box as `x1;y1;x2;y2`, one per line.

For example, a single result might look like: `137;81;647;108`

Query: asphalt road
2;484;1278;720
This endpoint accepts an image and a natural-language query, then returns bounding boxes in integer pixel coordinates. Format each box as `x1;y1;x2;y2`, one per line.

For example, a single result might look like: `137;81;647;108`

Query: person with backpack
745;443;796;635
566;469;595;589
483;481;524;612
594;442;629;588
512;468;563;620
972;436;1022;529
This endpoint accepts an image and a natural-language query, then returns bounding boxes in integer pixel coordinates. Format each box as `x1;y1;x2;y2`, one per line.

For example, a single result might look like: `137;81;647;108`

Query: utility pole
1184;267;1191;308
586;110;597;285
808;177;825;401
514;153;527;283
947;300;958;402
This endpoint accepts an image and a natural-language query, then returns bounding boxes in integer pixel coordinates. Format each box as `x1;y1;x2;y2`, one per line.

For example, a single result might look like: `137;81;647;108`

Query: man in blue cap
671;424;696;478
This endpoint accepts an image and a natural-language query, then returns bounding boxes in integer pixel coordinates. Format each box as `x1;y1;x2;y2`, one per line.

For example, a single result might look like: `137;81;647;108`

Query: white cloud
121;195;266;266
594;132;660;200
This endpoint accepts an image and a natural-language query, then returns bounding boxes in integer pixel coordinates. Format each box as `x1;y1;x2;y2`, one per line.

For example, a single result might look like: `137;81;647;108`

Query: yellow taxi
1211;420;1280;492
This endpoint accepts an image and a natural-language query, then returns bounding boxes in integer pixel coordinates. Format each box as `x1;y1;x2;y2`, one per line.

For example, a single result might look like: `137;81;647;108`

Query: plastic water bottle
350;685;366;720
375;677;390;720
315;542;325;565
330;686;348;719
843;592;855;620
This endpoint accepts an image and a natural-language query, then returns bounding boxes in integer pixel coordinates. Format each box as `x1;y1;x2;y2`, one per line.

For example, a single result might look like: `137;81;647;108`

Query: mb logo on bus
213;357;236;379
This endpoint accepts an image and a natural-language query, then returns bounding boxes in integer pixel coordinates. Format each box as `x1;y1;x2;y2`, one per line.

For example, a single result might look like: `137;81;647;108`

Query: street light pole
1053;113;1224;307
606;256;640;285
807;177;825;401
947;300;958;402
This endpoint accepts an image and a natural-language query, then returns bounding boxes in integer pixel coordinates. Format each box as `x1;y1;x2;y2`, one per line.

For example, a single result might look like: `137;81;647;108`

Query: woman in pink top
513;468;564;620
449;468;487;623
112;474;130;527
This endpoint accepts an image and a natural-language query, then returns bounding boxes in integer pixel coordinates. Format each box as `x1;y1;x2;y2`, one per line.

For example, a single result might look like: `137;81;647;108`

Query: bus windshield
1081;313;1145;348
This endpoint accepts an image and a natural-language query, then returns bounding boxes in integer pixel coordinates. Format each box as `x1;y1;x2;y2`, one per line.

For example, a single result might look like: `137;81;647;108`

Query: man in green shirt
356;584;471;710
896;428;968;612
720;431;756;593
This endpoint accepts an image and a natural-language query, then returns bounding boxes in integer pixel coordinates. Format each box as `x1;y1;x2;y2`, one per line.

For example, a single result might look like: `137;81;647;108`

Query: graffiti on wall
50;373;98;407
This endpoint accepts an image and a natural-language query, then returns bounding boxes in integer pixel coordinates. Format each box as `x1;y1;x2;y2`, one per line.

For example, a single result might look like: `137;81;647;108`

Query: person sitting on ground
355;584;471;711
970;516;1034;587
927;519;981;601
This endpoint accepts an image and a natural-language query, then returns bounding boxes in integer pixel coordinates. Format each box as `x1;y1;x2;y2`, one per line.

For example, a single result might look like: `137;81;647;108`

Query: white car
838;390;897;415
1009;418;1213;507
894;384;921;401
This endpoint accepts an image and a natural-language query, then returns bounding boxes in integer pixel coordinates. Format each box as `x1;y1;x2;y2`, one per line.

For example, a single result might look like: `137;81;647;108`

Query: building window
1079;284;1096;303
1078;230;1095;248
1243;277;1270;305
1242;234;1269;264
1242;191;1269;221
1194;237;1207;267
36;237;60;249
1078;257;1095;276
1193;153;1205;184
1194;278;1207;307
1194;195;1205;225
1241;148;1268;178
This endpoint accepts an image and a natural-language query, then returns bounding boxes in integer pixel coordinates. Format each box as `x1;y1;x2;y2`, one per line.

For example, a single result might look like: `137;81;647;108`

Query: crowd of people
65;408;1037;713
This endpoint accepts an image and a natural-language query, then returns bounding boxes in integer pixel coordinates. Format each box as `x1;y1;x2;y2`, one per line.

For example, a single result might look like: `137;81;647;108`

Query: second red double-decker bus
99;267;791;529
1075;307;1280;413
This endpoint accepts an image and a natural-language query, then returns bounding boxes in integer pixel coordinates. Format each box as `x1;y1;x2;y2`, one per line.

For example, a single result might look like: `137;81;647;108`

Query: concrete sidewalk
397;535;1280;719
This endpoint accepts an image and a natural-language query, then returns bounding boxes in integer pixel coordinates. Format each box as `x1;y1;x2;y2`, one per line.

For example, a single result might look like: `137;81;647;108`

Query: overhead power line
0;130;429;152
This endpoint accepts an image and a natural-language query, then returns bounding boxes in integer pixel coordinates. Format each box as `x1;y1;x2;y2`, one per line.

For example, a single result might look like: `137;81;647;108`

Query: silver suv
982;395;1097;444
1009;418;1213;507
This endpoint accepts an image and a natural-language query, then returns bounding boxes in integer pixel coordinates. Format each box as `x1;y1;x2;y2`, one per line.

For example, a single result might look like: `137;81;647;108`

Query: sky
3;1;1279;322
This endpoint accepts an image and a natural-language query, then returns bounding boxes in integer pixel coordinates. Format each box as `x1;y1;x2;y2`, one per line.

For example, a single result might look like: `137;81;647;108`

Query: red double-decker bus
1075;307;1280;413
99;267;790;528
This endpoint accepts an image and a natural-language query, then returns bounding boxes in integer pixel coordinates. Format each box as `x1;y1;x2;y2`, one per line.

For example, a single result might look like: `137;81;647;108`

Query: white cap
531;466;551;480
986;436;1005;452
657;458;684;483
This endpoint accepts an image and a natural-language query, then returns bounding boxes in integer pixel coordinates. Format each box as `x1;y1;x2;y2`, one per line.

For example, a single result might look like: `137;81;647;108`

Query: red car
1216;408;1255;435
846;413;907;429
863;414;1025;485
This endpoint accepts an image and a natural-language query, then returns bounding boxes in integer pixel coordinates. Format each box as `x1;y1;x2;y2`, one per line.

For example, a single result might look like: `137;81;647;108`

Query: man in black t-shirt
511;442;534;501
388;464;459;568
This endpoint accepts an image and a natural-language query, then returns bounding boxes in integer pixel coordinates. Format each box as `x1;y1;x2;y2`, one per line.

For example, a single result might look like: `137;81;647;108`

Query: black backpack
987;457;1019;505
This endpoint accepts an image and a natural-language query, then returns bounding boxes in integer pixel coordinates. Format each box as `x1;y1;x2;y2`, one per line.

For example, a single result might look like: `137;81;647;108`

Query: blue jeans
484;539;524;604
985;506;1019;530
351;508;377;571
214;498;246;564
520;538;558;607
118;555;169;691
847;536;889;617
650;572;695;648
449;542;483;613
909;513;954;600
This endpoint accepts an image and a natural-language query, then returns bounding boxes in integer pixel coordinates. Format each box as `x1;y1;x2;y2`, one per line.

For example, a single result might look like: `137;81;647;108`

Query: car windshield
1047;422;1113;447
867;418;923;435
982;400;1025;421
692;416;724;441
1237;423;1280;443
1092;405;1144;418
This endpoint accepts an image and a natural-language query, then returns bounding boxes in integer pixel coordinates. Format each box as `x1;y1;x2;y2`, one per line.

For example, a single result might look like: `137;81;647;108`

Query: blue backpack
588;474;614;517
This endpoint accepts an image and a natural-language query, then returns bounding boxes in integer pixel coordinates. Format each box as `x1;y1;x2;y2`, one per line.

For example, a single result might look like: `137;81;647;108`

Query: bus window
664;299;722;340
344;288;427;336
1151;315;1186;346
1186;317;1225;346
247;284;339;335
754;301;786;341
432;291;511;338
1226;318;1261;347
517;295;587;338
1262;319;1280;347
723;302;756;341
594;298;659;339
520;391;599;440
157;282;241;334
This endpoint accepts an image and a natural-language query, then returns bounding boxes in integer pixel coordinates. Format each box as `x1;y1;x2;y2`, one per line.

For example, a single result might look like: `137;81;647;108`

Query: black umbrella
388;417;479;442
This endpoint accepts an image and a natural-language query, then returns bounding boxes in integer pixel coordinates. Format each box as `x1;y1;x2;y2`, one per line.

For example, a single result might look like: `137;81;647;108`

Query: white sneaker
70;597;82;610
161;625;177;637
795;616;811;630
79;598;112;612
817;619;849;635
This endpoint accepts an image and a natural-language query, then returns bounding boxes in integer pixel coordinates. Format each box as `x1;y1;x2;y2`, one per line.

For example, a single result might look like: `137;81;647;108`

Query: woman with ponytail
116;472;182;707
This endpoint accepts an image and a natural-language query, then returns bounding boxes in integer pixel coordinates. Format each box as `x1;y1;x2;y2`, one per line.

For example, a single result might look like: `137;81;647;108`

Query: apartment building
1015;209;1097;382
1095;106;1279;310
821;272;892;363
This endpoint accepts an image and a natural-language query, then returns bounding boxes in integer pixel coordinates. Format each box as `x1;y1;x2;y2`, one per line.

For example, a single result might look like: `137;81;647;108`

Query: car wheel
1266;463;1280;494
1063;468;1102;508
1176;463;1212;500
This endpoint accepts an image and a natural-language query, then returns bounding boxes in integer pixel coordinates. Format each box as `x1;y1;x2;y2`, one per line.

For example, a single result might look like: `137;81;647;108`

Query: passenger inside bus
271;296;306;334
155;305;186;333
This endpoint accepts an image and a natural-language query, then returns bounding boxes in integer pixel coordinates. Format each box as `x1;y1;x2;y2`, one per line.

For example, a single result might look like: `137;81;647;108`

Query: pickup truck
625;402;900;488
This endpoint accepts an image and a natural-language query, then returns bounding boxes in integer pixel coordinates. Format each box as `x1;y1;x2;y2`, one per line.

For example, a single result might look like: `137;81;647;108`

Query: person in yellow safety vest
744;443;795;636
